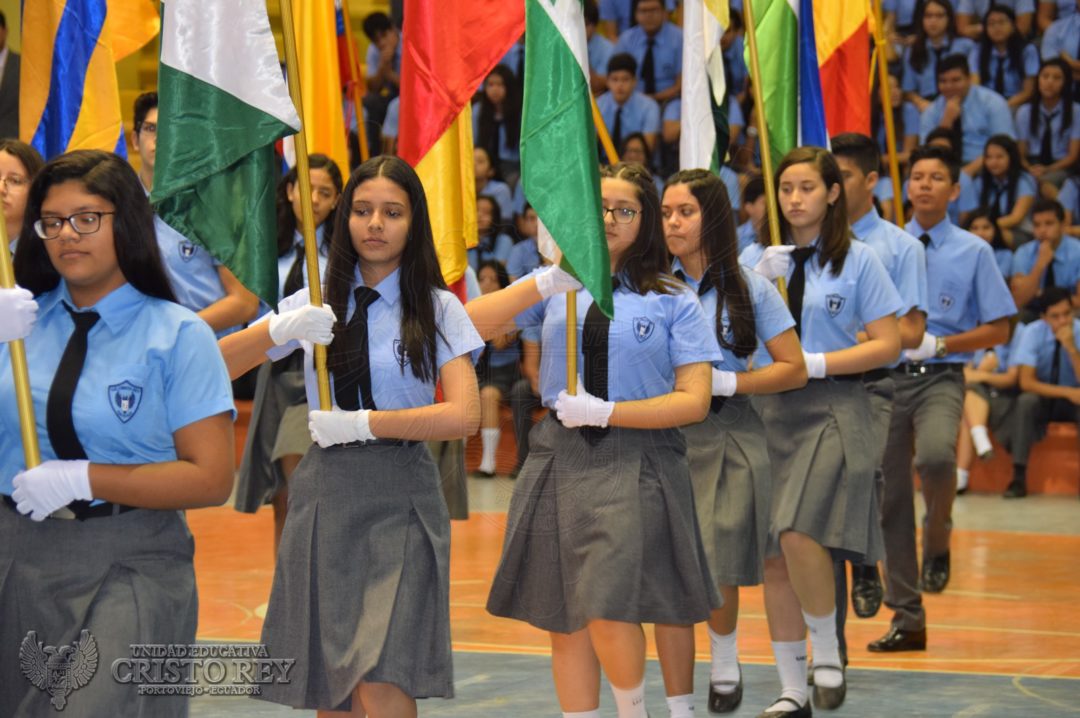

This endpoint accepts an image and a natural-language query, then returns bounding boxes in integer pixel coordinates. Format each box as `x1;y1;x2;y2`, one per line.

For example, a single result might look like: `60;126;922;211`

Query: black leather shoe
708;666;743;713
921;551;950;593
867;626;926;652
1003;480;1027;498
806;647;846;685
811;664;845;710
851;569;883;618
756;697;812;718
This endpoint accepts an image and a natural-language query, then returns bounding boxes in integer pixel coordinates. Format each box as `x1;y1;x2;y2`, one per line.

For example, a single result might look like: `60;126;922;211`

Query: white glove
803;351;827;379
711;368;738;397
11;460;92;522
555;385;615;428
753;245;796;281
902;332;938;362
308;409;374;448
0;286;38;343
268;304;336;346
534;265;583;299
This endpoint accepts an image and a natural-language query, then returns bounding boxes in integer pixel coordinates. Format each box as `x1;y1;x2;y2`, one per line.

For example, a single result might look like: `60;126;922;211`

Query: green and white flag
151;0;301;306
523;0;611;318
680;0;729;172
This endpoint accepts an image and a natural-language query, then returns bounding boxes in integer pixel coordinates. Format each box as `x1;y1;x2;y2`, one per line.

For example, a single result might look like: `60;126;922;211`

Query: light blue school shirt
883;0;920;29
613;22;683;94
957;0;1036;16
0;282;235;496
1010;235;1080;288
266;267;484;411
1041;13;1080;61
736;220;758;253
471;102;521;165
1012;317;1080;386
672;258;794;373
994;247;1015;278
506;237;541;280
902;36;977;98
724;34;748;95
1014;101;1080;162
901;172;978;223
918;84;1016;162
877;101;921;155
663;97;681;123
968;43;1039;98
276;225;330;301
720;165;742;211
905;216;1018;362
851;207;929;317
589;32;615;77
512;182;528;218
1057;176;1080;219
381;96;400;139
513;272;722;408
365;41;402;81
477;179;514;222
970;172;1037;217
971;321;1026;372
599;0;678;35
597;90;662;139
153;214;226;316
467;232;515;272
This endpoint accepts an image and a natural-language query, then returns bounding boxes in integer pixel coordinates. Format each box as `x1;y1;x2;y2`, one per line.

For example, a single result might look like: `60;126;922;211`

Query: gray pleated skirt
757;379;883;563
683;396;772;587
255;442;453;711
486;416;719;634
0;504;196;718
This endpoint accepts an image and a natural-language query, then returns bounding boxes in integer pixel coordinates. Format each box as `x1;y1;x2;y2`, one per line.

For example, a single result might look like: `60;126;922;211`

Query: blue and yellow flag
20;0;159;159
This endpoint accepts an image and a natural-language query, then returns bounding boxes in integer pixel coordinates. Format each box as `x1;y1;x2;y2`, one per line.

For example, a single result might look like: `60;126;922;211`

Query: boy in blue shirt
597;53;662;157
1009;198;1080;311
612;0;683;104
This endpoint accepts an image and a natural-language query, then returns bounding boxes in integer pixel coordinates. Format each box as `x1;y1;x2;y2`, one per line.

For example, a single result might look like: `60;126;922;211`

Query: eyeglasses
33;211;116;239
601;206;639;224
0;175;28;190
137;122;157;136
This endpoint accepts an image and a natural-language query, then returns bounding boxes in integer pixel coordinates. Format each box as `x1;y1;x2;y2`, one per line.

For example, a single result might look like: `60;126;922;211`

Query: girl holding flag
474;162;720;718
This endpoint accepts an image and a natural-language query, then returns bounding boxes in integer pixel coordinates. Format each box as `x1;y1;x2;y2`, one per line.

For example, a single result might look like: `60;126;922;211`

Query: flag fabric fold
814;0;870;136
680;0;729;172
523;0;612;318
291;0;350;176
150;0;301;307
398;0;523;288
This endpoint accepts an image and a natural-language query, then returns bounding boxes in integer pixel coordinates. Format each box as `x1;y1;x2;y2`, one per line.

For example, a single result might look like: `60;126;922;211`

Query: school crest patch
393;339;409;369
826;294;846;317
939;293;955;311
108;381;143;423
633;317;655;343
178;240;198;262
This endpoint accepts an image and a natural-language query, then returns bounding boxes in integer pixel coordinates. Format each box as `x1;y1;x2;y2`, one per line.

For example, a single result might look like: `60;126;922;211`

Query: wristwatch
934;335;948;358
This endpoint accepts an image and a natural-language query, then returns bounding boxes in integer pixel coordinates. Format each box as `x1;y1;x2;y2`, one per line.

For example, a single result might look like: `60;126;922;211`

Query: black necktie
582;278;620;401
642;37;656;95
787;247;815;338
1045;256;1057;290
47;305;100;459
1039;111;1057;166
333;286;380;411
674;269;713;297
1050;340;1062;385
919;233;931;250
933;45;945;71
989;182;1006;219
283;243;306;297
516;45;525;82
612;106;623;156
993;55;1005;95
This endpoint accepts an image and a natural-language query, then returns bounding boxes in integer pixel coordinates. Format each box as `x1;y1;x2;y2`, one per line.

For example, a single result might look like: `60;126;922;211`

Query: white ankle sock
563;712;601;718
771;640;808;709
611;680;648;718
666;693;694;717
803;609;843;689
479;427;500;472
970;425;993;457
956;468;970;492
707;625;740;687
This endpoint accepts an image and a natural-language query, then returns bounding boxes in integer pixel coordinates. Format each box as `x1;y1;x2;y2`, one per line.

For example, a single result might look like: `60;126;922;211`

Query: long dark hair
477;258;511;290
325;155;447;383
1028;58;1073;138
977;134;1023;218
14;150;176;302
977;6;1026;89
600;162;678;295
275;153;344;258
0;139;45;181
759;146;851;277
963;206;1009;250
910;0;959;74
477;64;522;160
665;169;756;358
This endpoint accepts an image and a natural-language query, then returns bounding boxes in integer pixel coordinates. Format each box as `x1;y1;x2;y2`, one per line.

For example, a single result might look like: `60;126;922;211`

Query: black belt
2;494;136;520
337;438;421;448
894;362;964;377
862;368;891;383
809;374;865;383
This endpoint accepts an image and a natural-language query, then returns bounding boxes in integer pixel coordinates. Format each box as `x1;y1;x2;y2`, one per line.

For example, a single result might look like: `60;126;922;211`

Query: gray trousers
1011;392;1080;466
881;370;964;632
510;378;541;470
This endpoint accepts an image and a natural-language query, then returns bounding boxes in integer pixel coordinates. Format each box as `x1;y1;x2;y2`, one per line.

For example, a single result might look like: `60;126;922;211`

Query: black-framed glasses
601;206;639;224
33;212;116;239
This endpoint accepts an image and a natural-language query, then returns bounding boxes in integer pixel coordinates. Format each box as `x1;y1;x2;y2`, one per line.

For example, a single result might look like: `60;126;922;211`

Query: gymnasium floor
185;480;1080;717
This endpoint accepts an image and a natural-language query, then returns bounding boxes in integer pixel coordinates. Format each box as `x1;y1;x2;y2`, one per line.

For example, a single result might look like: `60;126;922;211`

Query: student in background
474;260;520;478
473;65;523;186
873;72;921;171
1015;59;1080;189
1010;198;1080;311
738;174;766;253
612;0;683;104
0;139;43;248
903;1;977;109
598;54;662;158
968;5;1038;108
507;203;541;281
1038;0;1079;35
585;0;615;96
469;194;515;272
971;135;1036;244
958;0;1035;39
965;206;1015;277
475;146;514;221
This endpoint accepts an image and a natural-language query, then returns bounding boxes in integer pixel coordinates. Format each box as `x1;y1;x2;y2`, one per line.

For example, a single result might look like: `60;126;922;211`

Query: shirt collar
43;281;148;334
670;257;699;288
293;224;327;251
850;207;881;239
906;216;951;247
352;265;402;306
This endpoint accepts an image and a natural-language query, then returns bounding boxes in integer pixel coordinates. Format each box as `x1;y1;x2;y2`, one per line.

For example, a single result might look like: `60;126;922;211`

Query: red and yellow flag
397;0;524;287
291;0;350;176
814;0;870;136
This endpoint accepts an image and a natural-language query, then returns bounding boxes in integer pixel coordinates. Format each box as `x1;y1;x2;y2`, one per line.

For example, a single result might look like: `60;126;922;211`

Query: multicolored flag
290;0;350;176
680;0;730;172
522;0;612;318
397;0;523;289
21;0;159;159
815;0;871;136
335;0;365;134
150;0;301;306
